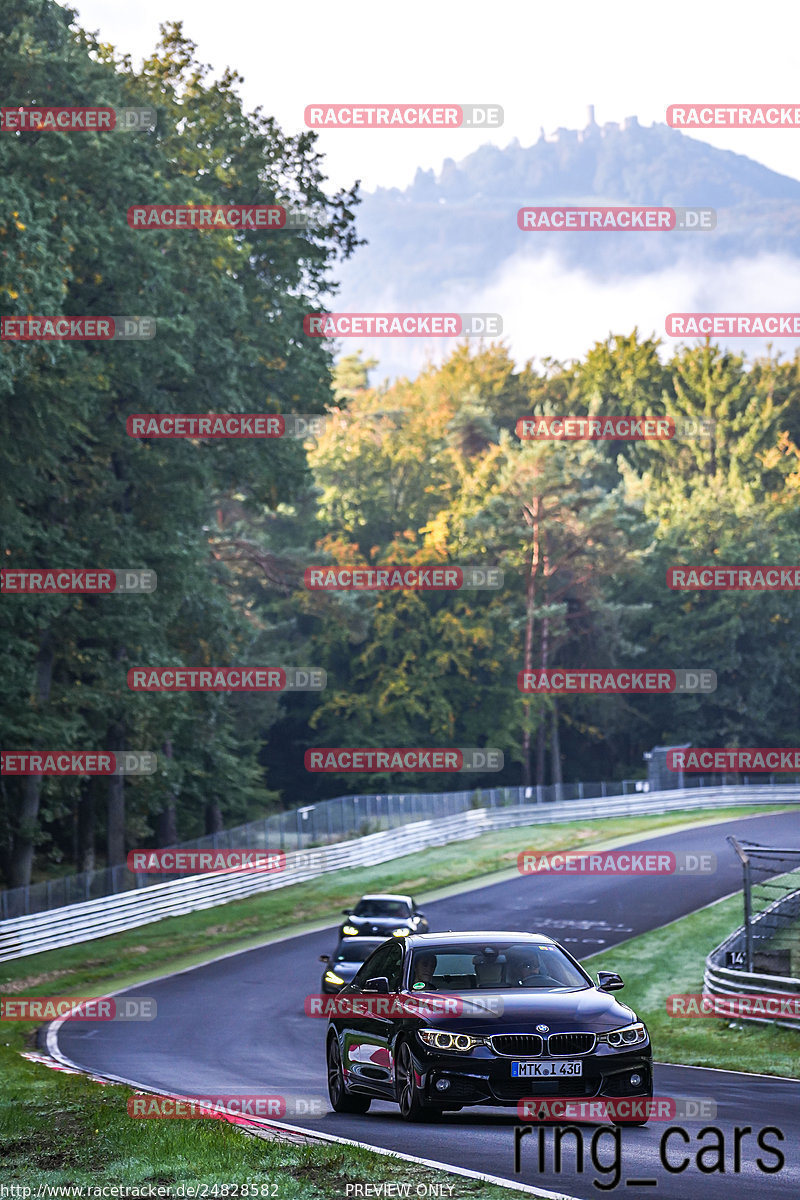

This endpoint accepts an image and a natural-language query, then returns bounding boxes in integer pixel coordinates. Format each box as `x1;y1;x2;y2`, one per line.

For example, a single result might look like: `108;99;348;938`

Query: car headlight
417;1028;485;1052
324;970;345;986
341;925;359;936
392;927;412;936
598;1022;648;1047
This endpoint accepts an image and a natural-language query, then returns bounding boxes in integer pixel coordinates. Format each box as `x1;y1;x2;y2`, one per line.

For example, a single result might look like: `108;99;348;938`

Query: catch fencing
704;836;800;1029
3;771;789;921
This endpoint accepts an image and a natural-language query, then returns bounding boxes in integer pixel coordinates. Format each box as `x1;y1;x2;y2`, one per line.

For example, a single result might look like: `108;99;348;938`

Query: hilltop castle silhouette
538;105;641;143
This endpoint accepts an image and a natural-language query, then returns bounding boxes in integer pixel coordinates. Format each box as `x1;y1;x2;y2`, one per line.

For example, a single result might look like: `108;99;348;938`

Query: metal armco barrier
1;784;798;962
704;888;800;1031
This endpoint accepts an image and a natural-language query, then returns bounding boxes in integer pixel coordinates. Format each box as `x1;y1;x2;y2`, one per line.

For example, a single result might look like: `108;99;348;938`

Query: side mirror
342;909;353;916
319;954;330;963
415;911;425;919
363;976;390;995
597;971;624;992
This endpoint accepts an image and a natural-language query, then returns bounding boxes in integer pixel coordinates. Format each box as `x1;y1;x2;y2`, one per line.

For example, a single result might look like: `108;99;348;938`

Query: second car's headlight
392;926;412;936
341;925;359;936
598;1022;648;1047
324;970;345;986
417;1028;485;1052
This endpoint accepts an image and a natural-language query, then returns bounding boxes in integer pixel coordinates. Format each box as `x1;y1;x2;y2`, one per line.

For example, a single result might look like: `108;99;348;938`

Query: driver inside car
512;952;547;985
410;950;438;990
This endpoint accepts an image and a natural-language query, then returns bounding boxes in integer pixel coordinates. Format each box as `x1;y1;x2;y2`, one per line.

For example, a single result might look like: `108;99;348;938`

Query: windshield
353;899;411;918
407;942;590;991
334;942;385;963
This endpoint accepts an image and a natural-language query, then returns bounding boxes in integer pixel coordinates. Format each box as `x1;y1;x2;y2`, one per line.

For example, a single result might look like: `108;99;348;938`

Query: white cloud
344;250;800;384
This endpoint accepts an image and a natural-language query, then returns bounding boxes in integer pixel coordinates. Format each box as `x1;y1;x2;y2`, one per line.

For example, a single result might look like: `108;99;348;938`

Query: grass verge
584;892;800;1077
0;1052;529;1196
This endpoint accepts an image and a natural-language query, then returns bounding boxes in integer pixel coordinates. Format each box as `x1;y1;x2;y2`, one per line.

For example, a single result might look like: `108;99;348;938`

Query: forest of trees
2;0;800;889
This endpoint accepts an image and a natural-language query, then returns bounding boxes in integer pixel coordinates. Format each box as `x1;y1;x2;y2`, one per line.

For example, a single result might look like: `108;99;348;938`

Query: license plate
511;1060;583;1077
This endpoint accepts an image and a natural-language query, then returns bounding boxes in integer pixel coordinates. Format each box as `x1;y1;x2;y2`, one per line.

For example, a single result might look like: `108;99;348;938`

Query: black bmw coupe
326;931;652;1122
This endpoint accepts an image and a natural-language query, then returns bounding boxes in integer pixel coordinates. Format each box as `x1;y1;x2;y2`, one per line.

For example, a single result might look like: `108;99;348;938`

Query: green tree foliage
0;0;358;885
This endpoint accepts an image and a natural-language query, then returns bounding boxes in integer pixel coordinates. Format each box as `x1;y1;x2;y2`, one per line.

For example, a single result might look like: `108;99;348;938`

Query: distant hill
336;113;800;307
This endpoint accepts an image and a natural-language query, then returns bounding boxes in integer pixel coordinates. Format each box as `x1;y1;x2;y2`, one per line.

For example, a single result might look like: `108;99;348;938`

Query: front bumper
411;1042;652;1107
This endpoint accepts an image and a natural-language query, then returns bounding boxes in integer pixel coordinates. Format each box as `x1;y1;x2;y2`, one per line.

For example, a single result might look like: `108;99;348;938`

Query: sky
61;0;800;376
64;0;800;194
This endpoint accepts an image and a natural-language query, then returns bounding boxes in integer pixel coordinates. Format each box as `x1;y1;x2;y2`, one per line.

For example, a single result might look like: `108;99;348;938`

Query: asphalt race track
55;811;800;1199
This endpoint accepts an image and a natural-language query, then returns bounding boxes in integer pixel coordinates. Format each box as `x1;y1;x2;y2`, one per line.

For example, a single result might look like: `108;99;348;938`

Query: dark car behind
320;937;388;993
339;893;429;940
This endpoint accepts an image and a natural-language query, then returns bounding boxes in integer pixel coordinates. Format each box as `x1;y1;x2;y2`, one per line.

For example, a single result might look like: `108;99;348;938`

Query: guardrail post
742;858;754;972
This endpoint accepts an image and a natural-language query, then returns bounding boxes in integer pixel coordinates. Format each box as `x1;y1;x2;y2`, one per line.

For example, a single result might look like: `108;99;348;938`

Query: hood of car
408;988;636;1035
328;961;362;981
346;915;414;932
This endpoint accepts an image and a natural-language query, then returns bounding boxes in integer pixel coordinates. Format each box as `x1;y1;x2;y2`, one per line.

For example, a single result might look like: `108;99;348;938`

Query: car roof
356;894;413;903
405;931;559;946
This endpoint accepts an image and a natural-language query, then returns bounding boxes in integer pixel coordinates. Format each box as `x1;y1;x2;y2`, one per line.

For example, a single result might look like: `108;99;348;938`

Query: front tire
396;1040;440;1122
327;1037;371;1114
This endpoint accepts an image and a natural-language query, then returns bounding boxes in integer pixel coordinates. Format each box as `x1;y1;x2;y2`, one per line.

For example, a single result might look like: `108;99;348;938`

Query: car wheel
327;1037;371;1114
396;1040;440;1122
